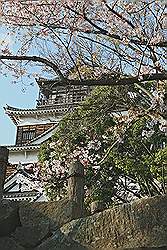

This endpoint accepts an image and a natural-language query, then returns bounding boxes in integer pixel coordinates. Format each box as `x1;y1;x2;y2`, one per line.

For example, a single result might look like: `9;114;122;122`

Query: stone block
61;195;167;249
35;228;89;250
19;198;83;230
12;222;51;248
0;237;25;250
0;201;20;237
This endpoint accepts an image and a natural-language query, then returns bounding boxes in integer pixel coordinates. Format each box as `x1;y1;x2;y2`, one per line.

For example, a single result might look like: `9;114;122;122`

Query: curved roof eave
4;105;63;125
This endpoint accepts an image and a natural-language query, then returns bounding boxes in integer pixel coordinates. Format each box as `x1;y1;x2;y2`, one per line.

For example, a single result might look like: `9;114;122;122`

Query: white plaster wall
9;149;39;164
17;114;61;126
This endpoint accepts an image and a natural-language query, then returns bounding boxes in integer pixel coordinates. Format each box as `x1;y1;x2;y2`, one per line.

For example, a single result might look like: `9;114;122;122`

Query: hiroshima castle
3;79;91;202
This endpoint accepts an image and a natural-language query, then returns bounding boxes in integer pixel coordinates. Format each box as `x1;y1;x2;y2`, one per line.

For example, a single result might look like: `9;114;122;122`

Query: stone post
68;160;84;218
0;147;9;203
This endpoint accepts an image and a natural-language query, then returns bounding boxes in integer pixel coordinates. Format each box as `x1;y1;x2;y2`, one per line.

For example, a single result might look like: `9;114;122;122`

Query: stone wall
0;195;167;250
62;195;167;249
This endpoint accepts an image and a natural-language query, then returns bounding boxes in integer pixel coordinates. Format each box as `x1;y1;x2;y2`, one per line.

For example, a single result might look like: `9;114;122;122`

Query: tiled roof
4;104;72;125
3;191;39;198
5;167;35;184
4;168;44;201
6;144;41;151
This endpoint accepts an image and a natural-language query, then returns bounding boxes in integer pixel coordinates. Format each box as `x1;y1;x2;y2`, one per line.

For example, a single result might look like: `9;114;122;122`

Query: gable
3;169;47;202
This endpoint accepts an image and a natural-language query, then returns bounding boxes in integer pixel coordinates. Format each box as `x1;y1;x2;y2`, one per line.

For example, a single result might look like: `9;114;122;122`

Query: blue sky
0;75;38;145
0;26;40;145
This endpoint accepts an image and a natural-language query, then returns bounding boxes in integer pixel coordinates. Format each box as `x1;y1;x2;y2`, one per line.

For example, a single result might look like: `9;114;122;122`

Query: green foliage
39;84;167;206
38;143;51;163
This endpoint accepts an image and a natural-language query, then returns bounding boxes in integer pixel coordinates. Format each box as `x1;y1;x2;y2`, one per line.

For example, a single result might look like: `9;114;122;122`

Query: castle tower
3;79;91;201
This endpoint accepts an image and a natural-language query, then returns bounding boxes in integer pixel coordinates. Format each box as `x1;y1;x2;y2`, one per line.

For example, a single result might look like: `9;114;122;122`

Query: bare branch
0;55;65;80
65;4;166;48
38;73;167;87
105;3;135;29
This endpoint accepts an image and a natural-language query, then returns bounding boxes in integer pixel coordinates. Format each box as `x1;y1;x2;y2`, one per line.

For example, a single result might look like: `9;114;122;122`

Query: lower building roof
6;144;41;151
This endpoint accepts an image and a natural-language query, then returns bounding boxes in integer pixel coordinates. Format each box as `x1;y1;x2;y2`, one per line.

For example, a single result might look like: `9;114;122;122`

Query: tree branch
105;3;135;29
38;72;167;87
65;5;166;48
0;55;65;80
1;55;166;87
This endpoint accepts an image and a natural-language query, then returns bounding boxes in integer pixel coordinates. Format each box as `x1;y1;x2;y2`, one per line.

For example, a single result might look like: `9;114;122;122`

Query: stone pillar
0;147;9;203
68;160;84;218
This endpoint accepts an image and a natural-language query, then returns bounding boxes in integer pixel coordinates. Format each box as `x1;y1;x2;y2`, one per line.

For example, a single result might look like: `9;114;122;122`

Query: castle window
22;130;35;140
16;125;37;145
16;123;55;145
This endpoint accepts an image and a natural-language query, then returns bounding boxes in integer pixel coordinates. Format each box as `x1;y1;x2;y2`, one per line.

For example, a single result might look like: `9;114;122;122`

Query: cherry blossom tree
1;0;166;141
0;1;166;204
0;0;166;86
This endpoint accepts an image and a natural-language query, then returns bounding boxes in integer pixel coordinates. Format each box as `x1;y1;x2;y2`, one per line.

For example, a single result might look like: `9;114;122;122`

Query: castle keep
3;79;91;201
